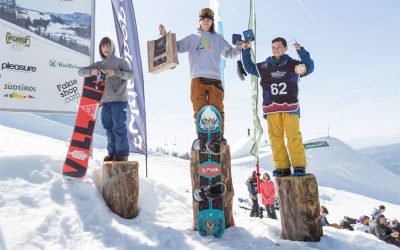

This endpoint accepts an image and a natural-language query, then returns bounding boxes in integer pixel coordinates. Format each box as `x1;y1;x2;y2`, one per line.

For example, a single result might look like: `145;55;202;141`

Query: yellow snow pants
267;113;307;169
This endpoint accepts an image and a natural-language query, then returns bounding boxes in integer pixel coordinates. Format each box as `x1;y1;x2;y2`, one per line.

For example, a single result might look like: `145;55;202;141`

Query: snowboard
194;105;225;238
62;72;105;179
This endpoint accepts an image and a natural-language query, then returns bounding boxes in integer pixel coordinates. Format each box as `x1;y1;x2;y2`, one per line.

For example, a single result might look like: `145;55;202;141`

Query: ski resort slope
232;137;400;205
0;119;399;249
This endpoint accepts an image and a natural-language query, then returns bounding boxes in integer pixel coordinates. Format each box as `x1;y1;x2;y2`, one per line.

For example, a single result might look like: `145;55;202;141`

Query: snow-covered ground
0;115;399;249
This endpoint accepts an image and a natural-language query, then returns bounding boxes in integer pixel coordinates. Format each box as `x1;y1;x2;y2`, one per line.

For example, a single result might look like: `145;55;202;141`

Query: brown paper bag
147;32;179;74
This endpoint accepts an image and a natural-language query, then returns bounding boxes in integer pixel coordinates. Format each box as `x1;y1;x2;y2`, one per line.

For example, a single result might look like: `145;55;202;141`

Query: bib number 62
270;82;287;95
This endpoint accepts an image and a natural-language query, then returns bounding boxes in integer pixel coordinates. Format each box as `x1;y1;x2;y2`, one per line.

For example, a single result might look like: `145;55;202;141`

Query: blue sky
95;0;400;151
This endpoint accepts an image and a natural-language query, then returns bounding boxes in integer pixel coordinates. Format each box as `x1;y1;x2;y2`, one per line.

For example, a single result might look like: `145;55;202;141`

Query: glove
237;60;247;81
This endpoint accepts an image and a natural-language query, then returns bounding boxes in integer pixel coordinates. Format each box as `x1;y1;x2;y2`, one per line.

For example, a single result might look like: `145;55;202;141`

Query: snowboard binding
193;182;227;202
192;138;222;155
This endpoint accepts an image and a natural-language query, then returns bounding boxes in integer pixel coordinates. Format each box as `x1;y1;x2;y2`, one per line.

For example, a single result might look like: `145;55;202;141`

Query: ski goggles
199;8;214;21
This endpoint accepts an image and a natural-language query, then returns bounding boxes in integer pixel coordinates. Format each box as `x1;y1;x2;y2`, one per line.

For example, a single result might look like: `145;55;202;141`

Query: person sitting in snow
371;205;386;222
320;206;330;227
354;215;370;233
390;218;400;232
260;173;277;219
368;213;400;247
319;206;340;228
241;38;314;177
246;171;260;217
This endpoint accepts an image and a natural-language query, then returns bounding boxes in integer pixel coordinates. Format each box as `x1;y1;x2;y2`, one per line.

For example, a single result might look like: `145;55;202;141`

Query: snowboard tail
63;75;105;179
195;105;225;238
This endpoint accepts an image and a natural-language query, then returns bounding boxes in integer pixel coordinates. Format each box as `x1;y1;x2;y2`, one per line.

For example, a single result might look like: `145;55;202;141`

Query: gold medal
294;64;307;75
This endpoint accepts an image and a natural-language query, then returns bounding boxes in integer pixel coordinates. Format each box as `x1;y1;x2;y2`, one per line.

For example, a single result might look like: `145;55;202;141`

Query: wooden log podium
102;161;139;219
147;32;179;74
190;144;234;230
275;174;323;242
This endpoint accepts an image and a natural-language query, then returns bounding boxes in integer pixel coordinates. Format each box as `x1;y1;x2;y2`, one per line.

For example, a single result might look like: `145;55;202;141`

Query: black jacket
246;177;258;196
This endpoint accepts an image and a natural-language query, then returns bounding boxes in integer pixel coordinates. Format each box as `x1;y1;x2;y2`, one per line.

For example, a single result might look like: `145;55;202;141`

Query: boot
293;167;306;176
272;168;291;177
103;155;114;162
113;155;128;161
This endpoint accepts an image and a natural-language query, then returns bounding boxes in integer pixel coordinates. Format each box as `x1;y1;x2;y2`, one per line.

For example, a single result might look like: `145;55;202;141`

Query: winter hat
376;213;385;221
358;215;370;225
199;8;214;21
252;170;257;178
379;205;386;210
263;173;270;180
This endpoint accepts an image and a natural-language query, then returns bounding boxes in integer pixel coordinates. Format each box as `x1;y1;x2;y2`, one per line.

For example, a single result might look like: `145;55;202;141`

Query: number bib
256;60;300;114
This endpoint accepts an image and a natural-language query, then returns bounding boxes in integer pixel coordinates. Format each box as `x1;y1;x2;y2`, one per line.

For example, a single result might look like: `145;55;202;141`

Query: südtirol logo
6;32;30;51
56;79;80;104
3;82;36;99
1;62;37;73
49;59;81;69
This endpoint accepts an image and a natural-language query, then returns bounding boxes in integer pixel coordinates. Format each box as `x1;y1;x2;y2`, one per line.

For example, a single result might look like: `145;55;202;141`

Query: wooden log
190;144;234;230
275;174;323;242
102;161;139;219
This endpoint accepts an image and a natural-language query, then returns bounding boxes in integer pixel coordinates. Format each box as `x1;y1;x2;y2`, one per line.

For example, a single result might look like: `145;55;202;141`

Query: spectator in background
355;215;370;233
320;206;330;227
246;171;259;217
320;206;340;228
390;218;400;232
371;205;386;221
260;173;277;219
368;213;400;247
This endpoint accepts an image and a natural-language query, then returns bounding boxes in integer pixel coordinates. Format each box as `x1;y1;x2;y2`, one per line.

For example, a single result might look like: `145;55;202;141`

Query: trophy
233;29;255;80
147;32;179;74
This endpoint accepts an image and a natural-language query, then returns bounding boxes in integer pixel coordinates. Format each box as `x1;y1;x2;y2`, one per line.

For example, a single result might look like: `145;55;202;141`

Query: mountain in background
359;143;400;176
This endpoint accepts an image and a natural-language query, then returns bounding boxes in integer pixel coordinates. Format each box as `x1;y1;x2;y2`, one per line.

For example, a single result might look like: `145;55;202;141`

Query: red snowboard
63;74;105;179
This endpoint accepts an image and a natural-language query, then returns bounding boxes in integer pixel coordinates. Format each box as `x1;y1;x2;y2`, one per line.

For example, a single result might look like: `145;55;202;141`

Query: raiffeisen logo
1;62;37;73
49;59;81;69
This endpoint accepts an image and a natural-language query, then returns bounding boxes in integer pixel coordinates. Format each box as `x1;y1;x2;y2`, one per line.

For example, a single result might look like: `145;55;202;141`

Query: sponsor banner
112;0;147;155
304;141;330;149
0;0;94;113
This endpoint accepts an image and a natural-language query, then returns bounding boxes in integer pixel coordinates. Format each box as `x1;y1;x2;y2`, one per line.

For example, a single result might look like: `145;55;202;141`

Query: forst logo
6;32;31;51
1;62;37;72
6;32;30;47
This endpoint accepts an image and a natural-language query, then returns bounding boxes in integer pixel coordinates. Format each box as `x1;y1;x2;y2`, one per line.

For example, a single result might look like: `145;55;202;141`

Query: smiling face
272;41;288;58
200;18;213;32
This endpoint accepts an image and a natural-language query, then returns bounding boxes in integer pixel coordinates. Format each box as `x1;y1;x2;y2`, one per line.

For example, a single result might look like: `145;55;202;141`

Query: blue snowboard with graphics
195;105;225;238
